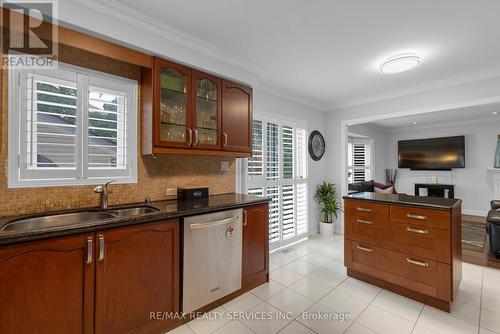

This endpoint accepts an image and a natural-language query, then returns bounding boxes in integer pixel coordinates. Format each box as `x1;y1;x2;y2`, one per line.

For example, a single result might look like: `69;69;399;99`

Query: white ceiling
366;103;500;131
112;0;500;110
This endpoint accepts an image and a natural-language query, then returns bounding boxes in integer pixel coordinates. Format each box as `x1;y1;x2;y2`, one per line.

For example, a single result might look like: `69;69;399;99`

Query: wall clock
308;130;325;161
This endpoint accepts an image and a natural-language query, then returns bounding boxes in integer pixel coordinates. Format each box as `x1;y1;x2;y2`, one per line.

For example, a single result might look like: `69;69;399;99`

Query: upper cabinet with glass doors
141;57;251;157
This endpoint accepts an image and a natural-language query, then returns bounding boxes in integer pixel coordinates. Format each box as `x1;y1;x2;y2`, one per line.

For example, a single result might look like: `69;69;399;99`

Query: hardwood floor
461;214;500;269
463;237;500;270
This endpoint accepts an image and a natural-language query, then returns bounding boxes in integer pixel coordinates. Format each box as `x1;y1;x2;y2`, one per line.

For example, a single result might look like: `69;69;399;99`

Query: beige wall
0;49;235;217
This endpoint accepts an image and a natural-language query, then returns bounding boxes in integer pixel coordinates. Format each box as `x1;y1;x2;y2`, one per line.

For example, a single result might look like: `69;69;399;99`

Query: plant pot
319;221;334;236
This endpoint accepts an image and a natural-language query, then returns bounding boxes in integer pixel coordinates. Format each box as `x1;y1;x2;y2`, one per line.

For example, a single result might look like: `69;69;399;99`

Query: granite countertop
0;193;270;246
343;192;462;210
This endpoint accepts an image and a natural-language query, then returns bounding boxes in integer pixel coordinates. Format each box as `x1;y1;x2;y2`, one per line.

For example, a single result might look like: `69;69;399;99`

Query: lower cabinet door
0;234;94;334
242;204;269;289
94;220;180;334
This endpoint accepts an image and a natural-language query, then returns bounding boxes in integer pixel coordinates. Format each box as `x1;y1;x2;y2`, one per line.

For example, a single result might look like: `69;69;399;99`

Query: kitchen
0;6;271;334
3;1;500;334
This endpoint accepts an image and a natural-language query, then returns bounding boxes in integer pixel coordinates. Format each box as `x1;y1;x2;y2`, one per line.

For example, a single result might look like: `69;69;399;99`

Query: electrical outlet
166;188;177;197
220;160;230;172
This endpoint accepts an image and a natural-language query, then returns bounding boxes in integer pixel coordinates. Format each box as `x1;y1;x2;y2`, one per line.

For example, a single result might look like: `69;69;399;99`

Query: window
347;138;372;184
8;62;137;187
245;116;308;250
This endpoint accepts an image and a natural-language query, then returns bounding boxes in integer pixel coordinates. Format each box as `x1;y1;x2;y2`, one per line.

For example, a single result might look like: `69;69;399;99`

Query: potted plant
314;182;343;236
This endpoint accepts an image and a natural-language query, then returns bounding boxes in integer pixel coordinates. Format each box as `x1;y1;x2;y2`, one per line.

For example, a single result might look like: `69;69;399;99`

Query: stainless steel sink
1;205;160;232
108;206;159;217
1;211;116;232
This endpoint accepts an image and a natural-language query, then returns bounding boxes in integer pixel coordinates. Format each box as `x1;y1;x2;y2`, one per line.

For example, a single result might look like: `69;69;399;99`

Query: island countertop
343;192;462;211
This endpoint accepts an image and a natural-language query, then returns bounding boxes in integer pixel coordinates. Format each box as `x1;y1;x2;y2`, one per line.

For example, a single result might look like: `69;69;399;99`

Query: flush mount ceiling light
379;54;422;74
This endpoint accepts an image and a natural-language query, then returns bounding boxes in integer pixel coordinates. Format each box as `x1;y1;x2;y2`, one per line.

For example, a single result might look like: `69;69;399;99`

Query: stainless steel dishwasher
182;209;243;313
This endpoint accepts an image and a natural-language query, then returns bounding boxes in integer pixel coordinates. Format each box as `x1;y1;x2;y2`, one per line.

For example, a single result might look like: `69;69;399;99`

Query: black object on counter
177;187;209;201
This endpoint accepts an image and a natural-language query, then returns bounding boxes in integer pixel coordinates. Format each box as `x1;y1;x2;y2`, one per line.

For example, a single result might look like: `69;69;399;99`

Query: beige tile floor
167;234;500;334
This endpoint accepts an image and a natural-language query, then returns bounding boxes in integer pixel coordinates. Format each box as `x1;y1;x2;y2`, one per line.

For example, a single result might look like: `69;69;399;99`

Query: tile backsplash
0;49;236;217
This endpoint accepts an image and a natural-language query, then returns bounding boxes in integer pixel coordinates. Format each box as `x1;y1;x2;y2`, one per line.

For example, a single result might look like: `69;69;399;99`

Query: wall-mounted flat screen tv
398;136;465;170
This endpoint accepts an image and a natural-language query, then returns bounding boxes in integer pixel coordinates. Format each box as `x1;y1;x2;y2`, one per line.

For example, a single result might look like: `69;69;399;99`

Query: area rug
462;219;487;252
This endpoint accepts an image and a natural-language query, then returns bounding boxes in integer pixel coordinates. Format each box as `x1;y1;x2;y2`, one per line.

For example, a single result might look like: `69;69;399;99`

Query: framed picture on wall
496;135;500;168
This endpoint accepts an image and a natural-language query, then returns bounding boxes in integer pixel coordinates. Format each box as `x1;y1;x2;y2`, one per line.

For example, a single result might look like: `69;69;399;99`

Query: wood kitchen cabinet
0;234;94;334
95;220;180;334
142;57;252;157
0;219;180;334
221;80;252;153
242;204;269;289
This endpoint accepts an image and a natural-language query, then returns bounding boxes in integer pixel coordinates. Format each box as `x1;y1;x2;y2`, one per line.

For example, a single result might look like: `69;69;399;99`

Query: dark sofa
348;180;396;194
487;200;500;258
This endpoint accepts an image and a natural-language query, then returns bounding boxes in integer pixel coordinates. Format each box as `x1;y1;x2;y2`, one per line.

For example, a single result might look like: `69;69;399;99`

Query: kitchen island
343;192;462;312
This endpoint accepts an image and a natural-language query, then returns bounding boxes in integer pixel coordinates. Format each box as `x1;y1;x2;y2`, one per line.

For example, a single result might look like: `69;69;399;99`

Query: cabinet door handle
356;219;373;225
407;213;427;221
98;235;105;261
188;129;193;146
243;210;248;226
406;227;429;234
356;207;371;212
86;237;93;264
406;258;429;267
223;132;228;148
193;129;199;146
356;245;373;252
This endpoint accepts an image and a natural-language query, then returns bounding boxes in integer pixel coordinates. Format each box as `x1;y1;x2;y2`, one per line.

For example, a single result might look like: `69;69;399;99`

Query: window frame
347;137;374;184
8;62;138;188
242;113;308;250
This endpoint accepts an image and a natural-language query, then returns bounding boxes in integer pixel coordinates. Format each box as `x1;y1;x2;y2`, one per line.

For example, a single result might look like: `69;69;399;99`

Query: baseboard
462;209;487;217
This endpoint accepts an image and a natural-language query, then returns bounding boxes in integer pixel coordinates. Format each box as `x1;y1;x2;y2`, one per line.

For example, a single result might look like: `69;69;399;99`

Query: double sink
1;206;159;232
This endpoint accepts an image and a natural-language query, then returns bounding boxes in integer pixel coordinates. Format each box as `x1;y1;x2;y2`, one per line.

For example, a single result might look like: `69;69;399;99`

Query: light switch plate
166;188;177;197
220;160;230;172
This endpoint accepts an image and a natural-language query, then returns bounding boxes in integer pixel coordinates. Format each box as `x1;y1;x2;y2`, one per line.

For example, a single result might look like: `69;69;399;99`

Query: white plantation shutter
9;63;137;187
267;122;279;180
248;120;263;176
282;126;293;179
26;74;78;175
296;128;307;180
296;183;308;235
267;186;280;245
281;184;295;240
246;116;308;250
348;139;372;184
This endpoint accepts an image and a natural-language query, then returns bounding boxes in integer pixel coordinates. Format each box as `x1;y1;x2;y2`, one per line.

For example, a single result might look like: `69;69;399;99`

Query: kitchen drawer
390;205;451;230
345;200;389;221
390;223;451;263
375;247;438;287
350;240;376;268
345;200;390;239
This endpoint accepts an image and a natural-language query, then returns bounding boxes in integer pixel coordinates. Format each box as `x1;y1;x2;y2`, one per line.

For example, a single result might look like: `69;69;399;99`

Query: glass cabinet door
193;71;221;149
156;60;191;147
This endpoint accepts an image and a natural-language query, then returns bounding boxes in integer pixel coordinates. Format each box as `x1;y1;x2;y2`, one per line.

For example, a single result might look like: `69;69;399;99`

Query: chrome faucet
93;180;115;209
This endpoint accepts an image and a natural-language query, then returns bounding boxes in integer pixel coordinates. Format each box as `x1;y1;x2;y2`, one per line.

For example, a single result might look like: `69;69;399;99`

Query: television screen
398;136;465;170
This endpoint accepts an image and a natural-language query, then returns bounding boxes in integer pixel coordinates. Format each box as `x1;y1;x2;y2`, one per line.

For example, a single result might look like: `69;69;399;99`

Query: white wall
325;76;500;233
385;120;500;216
348;124;387;183
253;89;327;235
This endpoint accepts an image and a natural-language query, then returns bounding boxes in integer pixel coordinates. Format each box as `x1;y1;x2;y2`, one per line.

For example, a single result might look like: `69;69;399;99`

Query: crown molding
380;115;500;133
329;67;500;111
66;0;266;75
253;84;328;112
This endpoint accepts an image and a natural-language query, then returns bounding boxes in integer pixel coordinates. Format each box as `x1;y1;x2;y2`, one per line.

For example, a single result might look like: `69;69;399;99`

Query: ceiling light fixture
493;112;498;115
413;121;418;125
379;54;422;74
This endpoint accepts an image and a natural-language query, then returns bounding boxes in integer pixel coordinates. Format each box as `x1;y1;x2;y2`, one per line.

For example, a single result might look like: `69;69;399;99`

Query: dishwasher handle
189;216;240;230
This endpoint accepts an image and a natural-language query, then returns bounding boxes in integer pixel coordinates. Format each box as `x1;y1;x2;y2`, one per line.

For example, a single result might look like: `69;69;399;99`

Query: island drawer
344;200;389;223
390;205;451;230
